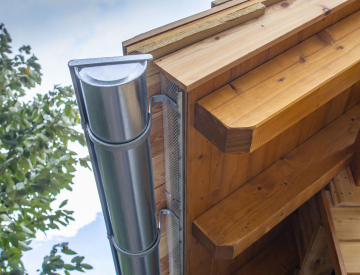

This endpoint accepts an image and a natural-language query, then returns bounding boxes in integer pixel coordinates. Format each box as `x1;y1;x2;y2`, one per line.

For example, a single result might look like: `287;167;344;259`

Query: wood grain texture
126;1;266;60
317;189;347;275
212;0;236;8
331;167;360;206
185;83;360;274
154;0;360;91
331;207;360;241
339;242;360;274
192;105;360;260
195;11;360;153
351;127;360;186
298;225;333;275
123;0;260;50
211;214;293;275
232;227;299;275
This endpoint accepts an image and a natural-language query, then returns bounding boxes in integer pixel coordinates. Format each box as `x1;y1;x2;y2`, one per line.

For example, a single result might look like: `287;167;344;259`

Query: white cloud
2;0;211;242
36;161;102;240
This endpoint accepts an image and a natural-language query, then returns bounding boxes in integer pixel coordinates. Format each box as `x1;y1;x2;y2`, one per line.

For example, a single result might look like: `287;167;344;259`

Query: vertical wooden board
180;4;360;274
298;225;333;275
317;189;347;275
186;86;360;274
345;81;360;111
329;180;341;207
232;228;299;275
155;184;167;214
333;167;360;206
150;115;164;158
153;153;165;188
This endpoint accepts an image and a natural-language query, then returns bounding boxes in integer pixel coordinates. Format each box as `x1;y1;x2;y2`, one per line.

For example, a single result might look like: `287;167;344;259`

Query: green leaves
0;23;92;274
39;243;93;274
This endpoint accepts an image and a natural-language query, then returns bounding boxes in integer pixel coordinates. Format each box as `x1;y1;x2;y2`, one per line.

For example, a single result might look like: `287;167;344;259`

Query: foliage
0;23;91;274
39;243;92;275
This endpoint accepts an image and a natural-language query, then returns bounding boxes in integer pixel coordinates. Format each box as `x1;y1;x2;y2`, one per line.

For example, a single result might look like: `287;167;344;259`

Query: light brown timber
185;83;360;274
331;167;360;206
121;0;360;274
339;242;360;275
317;189;347;275
125;1;266;60
154;0;360;91
351;128;360;186
192;104;360;260
123;0;260;50
331;207;360;241
194;11;360;153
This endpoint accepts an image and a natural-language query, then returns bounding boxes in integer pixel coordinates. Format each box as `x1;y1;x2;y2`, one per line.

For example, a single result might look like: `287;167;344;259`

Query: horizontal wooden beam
192;104;360;260
194;11;360;153
123;0;253;49
154;0;360;91
124;0;267;59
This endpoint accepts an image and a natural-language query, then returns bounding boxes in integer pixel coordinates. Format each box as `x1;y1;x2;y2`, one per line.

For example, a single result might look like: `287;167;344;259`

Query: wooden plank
298;225;333;275
331;207;360;241
317;189;347;275
153;153;165;188
351;127;360;186
330;179;342;207
154;0;359;92
192;105;360;260
123;0;260;50
185;82;360;274
212;0;236;8
339;242;360;275
232;227;299;275
212;214;294;275
332;167;360;206
125;1;266;60
194;11;360;153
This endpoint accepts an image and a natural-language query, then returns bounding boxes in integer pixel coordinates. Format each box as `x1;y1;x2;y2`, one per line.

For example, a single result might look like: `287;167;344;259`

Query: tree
0;23;92;274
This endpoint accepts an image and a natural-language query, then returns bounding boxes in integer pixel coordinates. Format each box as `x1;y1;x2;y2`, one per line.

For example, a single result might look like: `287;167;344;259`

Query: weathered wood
317;189;347;275
194;11;360;153
298;225;333;275
154;0;360;91
123;0;260;52
212;0;236;8
126;1;266;60
192;105;360;260
331;207;360;241
351;127;360;186
331;167;360;206
232;227;299;275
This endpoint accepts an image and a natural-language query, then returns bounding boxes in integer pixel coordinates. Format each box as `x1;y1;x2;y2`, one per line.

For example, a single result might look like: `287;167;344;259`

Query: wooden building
123;0;360;273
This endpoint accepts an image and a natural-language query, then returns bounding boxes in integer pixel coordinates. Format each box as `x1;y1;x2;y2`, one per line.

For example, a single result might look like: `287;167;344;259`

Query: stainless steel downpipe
68;55;173;275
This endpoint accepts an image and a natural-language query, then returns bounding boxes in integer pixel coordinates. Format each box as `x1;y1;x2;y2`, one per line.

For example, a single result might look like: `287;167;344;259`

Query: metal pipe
68;55;161;275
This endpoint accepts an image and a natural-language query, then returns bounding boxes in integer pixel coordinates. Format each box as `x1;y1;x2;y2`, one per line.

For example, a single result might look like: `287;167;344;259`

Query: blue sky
0;0;210;274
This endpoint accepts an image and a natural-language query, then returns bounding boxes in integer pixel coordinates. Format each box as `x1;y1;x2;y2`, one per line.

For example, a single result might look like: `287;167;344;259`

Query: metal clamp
87;114;152;152
108;208;178;258
87;94;177;151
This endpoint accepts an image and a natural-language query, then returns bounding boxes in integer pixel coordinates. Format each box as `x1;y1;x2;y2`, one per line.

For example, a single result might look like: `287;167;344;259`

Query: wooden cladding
192;104;360;260
194;11;360;153
154;0;359;91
